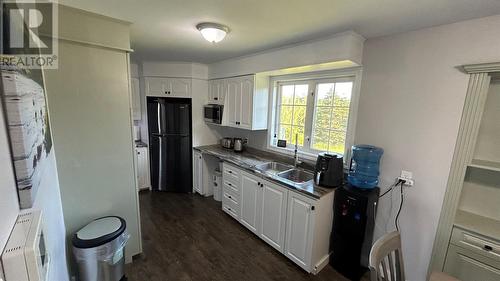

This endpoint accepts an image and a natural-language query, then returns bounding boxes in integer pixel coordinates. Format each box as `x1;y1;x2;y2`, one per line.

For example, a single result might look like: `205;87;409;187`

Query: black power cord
395;179;406;231
379;179;404;198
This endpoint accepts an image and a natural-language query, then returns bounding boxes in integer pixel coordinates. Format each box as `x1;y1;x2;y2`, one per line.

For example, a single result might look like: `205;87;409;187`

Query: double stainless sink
254;162;314;187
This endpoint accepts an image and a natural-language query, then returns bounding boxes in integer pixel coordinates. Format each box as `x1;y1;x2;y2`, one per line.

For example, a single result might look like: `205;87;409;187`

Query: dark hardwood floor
125;191;355;281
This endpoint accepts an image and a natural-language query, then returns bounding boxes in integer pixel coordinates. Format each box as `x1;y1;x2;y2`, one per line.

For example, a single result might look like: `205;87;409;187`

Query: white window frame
266;67;363;163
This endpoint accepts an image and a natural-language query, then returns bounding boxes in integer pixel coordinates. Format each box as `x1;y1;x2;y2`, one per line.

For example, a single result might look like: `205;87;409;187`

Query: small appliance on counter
314;152;344;188
347;145;384;189
220;137;234;149
330;184;380;281
233;138;246;152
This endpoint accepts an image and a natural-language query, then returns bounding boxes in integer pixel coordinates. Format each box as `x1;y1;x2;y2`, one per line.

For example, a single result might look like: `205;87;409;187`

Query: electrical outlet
400;170;412;179
398;170;414;187
398;177;414;187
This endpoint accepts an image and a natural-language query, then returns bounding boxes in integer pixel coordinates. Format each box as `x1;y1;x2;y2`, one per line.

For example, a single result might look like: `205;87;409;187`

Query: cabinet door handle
311;206;315;211
228;183;232;187
228;195;232;199
214;97;218;100
228;170;232;174
257;182;260;186
484;245;493;251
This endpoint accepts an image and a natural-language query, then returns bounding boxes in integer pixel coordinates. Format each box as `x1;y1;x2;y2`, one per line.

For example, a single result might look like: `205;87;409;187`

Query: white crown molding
462;62;500;74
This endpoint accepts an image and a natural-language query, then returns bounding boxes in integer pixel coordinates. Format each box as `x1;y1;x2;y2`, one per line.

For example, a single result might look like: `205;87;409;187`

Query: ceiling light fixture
196;22;229;43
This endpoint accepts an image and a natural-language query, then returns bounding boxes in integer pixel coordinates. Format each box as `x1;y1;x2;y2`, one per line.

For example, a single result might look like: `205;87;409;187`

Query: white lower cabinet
445;244;500;281
220;163;334;274
285;191;315;271
260;180;288;253
240;172;262;234
222;163;242;219
444;227;500;281
192;150;203;195
135;146;150;190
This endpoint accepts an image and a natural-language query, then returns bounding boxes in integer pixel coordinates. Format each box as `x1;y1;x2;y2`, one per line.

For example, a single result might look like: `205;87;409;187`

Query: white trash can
213;170;222;202
72;216;129;281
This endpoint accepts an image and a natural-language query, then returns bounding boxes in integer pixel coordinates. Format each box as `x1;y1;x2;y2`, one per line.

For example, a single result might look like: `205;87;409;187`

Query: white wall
44;40;141;264
191;79;220;146
356;14;500;281
207;126;268;150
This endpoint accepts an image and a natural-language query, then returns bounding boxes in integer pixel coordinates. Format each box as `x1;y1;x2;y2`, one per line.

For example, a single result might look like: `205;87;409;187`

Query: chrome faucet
294;133;302;168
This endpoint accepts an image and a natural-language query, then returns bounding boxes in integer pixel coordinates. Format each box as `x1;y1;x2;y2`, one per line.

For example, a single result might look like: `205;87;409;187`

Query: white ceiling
59;0;500;63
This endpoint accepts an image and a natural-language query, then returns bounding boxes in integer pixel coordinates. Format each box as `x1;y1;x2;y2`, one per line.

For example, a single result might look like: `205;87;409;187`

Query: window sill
266;145;320;163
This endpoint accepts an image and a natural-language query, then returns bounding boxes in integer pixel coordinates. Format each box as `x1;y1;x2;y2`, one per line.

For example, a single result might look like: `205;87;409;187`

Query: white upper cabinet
208;79;226;104
170;78;191;97
225;78;240;127
145;77;191;98
239;76;254;129
210;74;268;130
130;77;141;121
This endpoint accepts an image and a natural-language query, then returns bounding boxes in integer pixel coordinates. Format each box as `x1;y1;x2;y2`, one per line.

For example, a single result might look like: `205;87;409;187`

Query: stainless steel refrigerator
147;97;192;192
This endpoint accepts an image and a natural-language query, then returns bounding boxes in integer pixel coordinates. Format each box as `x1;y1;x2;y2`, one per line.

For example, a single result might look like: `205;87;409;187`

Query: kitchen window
269;69;361;159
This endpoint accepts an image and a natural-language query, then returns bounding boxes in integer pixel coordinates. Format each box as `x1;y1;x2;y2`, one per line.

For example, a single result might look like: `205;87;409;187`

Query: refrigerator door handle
158;135;164;190
157;102;162;134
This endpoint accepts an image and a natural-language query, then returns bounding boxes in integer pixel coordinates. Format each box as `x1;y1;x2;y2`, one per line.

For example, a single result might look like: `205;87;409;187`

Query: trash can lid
72;216;126;249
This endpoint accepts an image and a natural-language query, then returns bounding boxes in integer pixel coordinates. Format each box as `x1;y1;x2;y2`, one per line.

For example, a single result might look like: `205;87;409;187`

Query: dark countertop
194;145;334;199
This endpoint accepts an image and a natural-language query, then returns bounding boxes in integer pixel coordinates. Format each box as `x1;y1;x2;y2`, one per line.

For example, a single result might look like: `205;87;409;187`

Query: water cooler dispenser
330;185;379;280
330;145;383;281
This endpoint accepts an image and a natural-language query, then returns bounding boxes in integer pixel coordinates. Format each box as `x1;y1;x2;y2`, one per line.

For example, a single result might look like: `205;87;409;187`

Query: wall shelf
469;159;500;173
454;210;500;241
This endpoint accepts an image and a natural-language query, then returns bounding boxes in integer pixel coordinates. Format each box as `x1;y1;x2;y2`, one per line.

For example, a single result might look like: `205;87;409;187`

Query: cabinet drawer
222;205;239;220
445;244;500;281
222;193;240;219
223;164;240;183
223;182;239;200
451;227;500;262
223;179;239;192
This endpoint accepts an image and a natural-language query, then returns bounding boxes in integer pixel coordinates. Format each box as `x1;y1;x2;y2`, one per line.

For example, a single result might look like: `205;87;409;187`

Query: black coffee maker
314;152;344;188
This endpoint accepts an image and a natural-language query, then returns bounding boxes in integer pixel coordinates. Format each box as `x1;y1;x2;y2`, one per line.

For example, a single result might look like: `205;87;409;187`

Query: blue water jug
347;145;383;189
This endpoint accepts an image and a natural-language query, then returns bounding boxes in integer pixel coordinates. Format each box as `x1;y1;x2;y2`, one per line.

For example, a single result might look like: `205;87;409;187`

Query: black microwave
204;104;223;124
